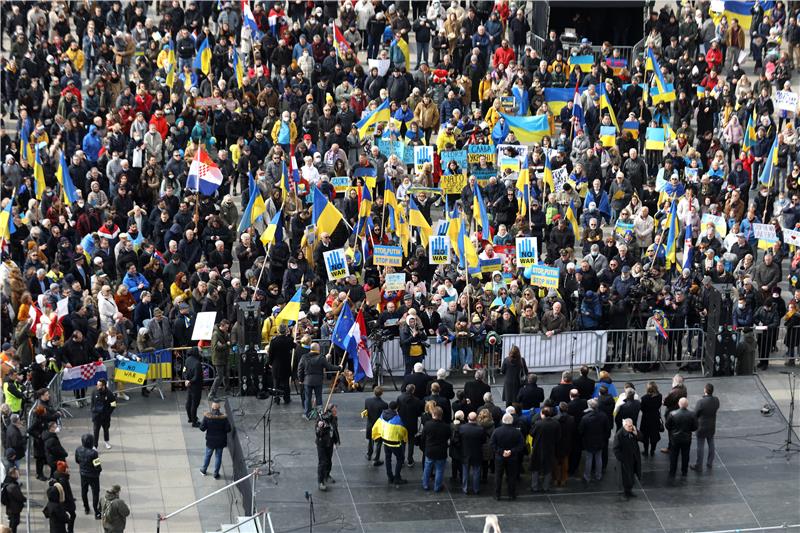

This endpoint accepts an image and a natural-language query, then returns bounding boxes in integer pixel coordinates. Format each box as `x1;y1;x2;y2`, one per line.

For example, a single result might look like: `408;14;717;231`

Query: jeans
416;42;429;66
450;346;473;368
384;444;404;482
422;457;446;491
583;449;603;481
695;435;715;468
304;384;322;416
669;440;691;476
80;476;100;514
202;447;223;475
462;463;481;494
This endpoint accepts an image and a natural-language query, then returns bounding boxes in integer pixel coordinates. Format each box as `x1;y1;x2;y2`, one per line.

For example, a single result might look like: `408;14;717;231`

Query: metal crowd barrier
604;328;706;373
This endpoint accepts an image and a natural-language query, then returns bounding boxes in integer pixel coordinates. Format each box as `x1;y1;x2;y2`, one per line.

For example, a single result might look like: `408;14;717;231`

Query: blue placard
373;244;403;267
468;144;496;163
528;265;559;289
441;149;468;170
479;257;503;273
472;167;496;185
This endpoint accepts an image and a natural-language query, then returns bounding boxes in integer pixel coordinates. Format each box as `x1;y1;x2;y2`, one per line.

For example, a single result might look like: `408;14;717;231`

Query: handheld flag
566;199;580;240
186;145;224;195
0;199;15;242
571;78;585;130
758;136;778;188
165;40;177;88
312;186;349;247
56;152;79;206
33;145;46;200
408;196;432;246
19;118;34;165
499;113;549;143
516;155;530;218
472;183;490;234
383;175;400;231
232;47;244;88
742;112;756;153
665;200;679;270
356;99;391;139
238;173;267;232
261;209;284;246
275;287;302;323
598;83;619;130
682;223;694;272
391;36;410;71
543;150;555;193
645;48;676;103
242;0;263;38
193;37;212;75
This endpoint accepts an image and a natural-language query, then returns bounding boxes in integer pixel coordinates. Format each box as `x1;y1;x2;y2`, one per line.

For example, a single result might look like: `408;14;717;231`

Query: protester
100;485;130;533
364;385;388;466
1;467;26;533
90;379;116;450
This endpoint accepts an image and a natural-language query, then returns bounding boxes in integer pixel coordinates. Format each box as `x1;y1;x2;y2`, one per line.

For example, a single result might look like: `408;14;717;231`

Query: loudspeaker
237;302;262;347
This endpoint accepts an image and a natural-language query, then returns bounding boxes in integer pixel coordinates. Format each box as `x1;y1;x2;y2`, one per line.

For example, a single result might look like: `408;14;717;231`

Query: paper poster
440;149;468;171
552;167;569;192
384;273;406;291
440;173;467;194
373;245;403;267
414;145;434;173
501;96;516;112
701;213;727;238
774;91;799;112
192;312;218;341
614;220;634;236
516;237;538;267
428;235;451;264
472;168;496;185
468;144;496;164
331;176;351;193
528;265;560;289
479;257;503;273
752;223;776;240
498;155;521;174
783;227;800;246
323;248;349;280
368;58;391;76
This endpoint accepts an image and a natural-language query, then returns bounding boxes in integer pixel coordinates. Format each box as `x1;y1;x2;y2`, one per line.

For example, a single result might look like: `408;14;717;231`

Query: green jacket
210;327;230;366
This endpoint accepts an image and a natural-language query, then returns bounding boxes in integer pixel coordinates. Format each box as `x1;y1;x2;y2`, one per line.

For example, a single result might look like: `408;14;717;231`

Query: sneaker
462;364;473;371
319;482;327;492
104;441;112;450
95;512;102;520
118;393;130;401
200;469;207;476
213;473;220;480
84;508;90;515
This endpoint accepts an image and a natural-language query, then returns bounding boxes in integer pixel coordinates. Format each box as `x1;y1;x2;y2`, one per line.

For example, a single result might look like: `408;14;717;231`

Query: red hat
56;461;67;473
552;214;562;221
303;133;312;140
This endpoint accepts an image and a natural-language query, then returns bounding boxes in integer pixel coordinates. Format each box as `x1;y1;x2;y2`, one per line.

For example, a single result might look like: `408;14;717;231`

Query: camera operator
379;302;403;337
399;315;428;376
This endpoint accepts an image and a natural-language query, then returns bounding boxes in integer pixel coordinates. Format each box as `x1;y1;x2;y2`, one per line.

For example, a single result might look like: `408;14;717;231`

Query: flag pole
323;294;360;412
289;274;306;380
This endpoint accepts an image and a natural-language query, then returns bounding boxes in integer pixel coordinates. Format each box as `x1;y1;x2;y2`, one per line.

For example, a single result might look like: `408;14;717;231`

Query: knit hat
56;460;68;473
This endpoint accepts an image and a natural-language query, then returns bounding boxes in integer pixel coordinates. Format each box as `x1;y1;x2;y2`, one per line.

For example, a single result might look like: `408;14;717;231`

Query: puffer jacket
75;434;102;478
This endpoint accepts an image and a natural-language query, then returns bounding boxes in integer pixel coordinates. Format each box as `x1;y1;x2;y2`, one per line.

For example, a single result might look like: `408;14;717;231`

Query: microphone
304;491;311;500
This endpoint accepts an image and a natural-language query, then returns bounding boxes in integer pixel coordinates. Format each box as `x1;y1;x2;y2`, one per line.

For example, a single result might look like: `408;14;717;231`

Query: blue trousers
202;447;223;475
422;457;446;491
304;384;322;416
462;463;481;494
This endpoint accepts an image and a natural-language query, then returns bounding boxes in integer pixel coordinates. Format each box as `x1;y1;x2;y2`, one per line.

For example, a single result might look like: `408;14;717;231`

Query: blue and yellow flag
645;127;666;151
165;40;177;88
543;149;554;192
56;152;79;206
193;36;212;75
0;199;15;242
600;126;617;148
566;199;580;240
312;186;347;238
742;112;756;153
759;136;778;188
599;84;619;130
645;48;676;103
391;36;410;71
472;183;490;233
19;119;33;165
275;287;302;324
233;47;244;89
261;209;283;246
516;156;530;218
665;200;679;270
383;175;400;231
500;113;549;144
408;196;432;246
711;0;775;31
238;173;267;232
543;87;588;115
33;145;46;200
356;99;391;139
622;120;640;139
447;206;479;276
568;55;594;73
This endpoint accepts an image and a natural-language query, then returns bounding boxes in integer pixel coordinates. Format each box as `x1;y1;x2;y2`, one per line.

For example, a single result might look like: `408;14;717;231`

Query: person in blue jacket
82;125;102;164
122;263;149;303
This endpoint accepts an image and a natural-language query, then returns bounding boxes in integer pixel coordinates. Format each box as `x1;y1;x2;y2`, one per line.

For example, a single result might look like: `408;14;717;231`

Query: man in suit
463;369;491;412
459;411;485;495
691;383;720;471
426;368;454;400
573;365;596;400
365;386;388;466
665;397;698;477
549;371;574;404
490;413;525;500
530;407;561;492
397;384;424;466
423;382;452;423
401;363;433;400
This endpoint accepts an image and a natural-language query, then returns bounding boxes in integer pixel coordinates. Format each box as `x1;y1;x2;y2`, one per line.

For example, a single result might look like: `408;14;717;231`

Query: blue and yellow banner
115;360;150;385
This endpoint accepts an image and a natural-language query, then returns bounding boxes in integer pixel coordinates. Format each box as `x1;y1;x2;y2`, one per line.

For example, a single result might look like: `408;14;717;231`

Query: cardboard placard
414;145;434;173
373;245;403;267
114;360;149;385
323;248;349;280
441;173;467;194
752;223;776;241
775;90;798;112
384;273;406;291
468;144;496;164
331;176;351;193
516;237;538;267
428;235;451;264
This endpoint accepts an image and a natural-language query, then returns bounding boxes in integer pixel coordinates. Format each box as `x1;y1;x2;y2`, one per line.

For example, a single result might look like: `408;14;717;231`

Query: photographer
399;315;428;376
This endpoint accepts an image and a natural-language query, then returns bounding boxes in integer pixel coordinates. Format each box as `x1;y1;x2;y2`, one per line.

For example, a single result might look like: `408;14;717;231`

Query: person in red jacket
148;109;169;141
705;40;723;72
493;40;516;69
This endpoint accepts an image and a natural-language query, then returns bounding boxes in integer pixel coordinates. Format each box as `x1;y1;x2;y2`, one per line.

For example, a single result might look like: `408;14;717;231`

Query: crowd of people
0;0;797;527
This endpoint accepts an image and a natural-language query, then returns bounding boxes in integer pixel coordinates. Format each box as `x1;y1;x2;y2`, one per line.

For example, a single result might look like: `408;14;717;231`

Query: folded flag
62;361;108;391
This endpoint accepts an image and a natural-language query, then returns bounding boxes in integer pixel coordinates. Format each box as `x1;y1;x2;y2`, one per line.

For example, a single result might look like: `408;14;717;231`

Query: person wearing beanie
297;342;343;420
52;461;76;533
101;485;129;533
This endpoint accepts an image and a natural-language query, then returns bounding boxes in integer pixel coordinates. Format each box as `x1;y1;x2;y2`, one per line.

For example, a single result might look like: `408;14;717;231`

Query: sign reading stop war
516;237;538;267
441;173;467;194
528;265;560;289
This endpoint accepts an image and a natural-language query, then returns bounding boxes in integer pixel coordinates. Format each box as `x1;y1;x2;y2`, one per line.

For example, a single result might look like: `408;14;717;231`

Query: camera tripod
369;334;397;391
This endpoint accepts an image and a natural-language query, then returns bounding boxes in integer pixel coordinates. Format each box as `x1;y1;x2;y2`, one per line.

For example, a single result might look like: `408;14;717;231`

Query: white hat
35;354;46;364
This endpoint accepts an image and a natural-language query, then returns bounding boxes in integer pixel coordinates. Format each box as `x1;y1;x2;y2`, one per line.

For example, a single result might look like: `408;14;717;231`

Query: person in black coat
401;363;433;400
573;366;596;400
423;382;452;423
639;382;663;456
183;348;205;427
549;371;574;404
665;397;698;477
43;422;68;479
530;407;561;492
364;386;388;466
499;346;528;407
267;325;296;404
52;462;76;533
516;374;544;409
421;406;451;492
42;483;70;533
74;434;102;518
5;414;27;464
90;379;116;450
397;385;425;466
426;369;454;400
2;467;26;533
490;414;525;500
578;399;610;483
554;403;576;487
692;383;720;471
199;402;232;479
463;369;491;412
615;389;641;431
459;412;486;495
612;418;642;499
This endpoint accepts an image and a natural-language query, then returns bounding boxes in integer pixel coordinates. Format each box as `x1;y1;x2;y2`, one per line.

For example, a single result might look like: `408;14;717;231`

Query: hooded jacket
102;487;130;533
75;434;102;478
82;125;102;163
43;484;70;533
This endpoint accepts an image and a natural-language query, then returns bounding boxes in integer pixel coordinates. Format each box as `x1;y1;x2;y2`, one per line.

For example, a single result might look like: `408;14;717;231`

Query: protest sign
468;144;496;164
192;312;218;341
472;168;496;185
775;90;799;112
614;220;634;236
414;145;434;173
552;166;569;192
498;155;521;174
373;245;403;267
384;273;406;291
323;248;349;280
377;139;405;159
752;223;776;241
331;176;351;193
528;265;560;289
368;58;390;76
441;173;467;194
115;360;150;385
701;213;727;238
516;237;539;267
429;235;451;264
479;257;503;273
441;149;467;170
783;228;800;246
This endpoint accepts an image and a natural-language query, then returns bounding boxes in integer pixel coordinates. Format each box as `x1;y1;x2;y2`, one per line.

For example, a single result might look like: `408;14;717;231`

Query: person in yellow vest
3;368;25;414
371;400;409;488
261;307;282;345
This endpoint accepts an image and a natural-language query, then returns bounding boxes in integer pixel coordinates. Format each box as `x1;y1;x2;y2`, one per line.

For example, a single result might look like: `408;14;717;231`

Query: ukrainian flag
261;209;284;246
568;55;594;73
56;152;79;206
448;206;480;276
0;199;15;242
383;175;400;231
359;183;373;218
645;127;666;151
500;113;549;144
472;183;490;233
645;48;676;104
193;36;212;75
275;287;302;324
566;199;580;240
759;136;778;188
233;47;244;89
19;119;33;165
665;200;679;270
279;160;292;200
408;196;432;246
622;120;640;139
516;156;530;218
598;84;618;130
371;413;408;445
712;0;775;31
238;172;267;232
543;87;589;115
600;126;617;148
391;36;410;71
165;40;177;89
356;99;391;139
312;186;349;247
543;150;554;193
397;210;411;255
143;350;173;381
33;145;46;200
742;112;756;153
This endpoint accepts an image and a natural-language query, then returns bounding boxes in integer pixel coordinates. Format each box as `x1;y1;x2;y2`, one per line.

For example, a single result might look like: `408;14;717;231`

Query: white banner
783;227;800;246
753;223;776;240
775;90;799;112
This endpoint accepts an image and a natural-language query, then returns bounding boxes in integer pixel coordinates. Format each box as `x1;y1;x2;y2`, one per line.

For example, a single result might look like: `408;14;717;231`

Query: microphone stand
304;491;316;533
774;371;800;455
570;334;578;375
253;390;281;476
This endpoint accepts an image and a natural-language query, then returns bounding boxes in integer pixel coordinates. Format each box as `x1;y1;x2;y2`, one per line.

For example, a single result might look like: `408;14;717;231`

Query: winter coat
500;356;528;405
101;488;130;533
75;434;102;478
578;409;610;451
43;431;68;467
200;409;231;449
529;416;561;472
